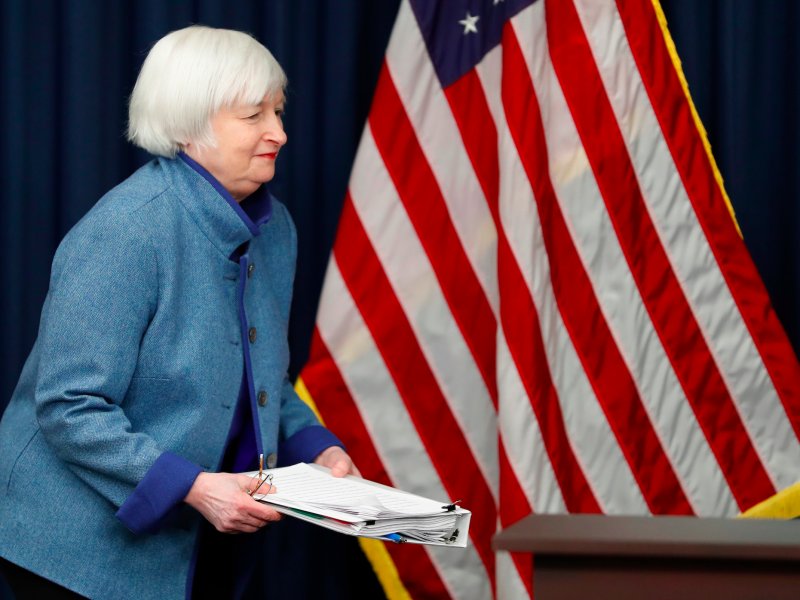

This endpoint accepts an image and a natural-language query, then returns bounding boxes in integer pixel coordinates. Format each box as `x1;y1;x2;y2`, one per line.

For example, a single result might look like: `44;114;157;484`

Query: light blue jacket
0;157;334;598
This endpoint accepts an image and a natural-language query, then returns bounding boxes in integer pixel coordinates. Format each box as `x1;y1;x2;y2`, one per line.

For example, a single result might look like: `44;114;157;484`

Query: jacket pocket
3;427;41;492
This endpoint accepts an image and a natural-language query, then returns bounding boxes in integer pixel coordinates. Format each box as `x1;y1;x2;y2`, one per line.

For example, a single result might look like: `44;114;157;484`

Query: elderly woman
0;25;357;599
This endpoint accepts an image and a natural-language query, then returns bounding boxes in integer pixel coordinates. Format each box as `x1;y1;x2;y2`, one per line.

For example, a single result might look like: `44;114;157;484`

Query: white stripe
477;35;650;515
510;2;737;515
574;0;800;492
497;547;531;600
316;259;491;600
498;331;567;514
385;0;499;314
349;125;499;500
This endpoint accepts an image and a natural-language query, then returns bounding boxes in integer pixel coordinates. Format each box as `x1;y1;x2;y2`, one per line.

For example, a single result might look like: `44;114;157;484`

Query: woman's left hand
314;446;361;478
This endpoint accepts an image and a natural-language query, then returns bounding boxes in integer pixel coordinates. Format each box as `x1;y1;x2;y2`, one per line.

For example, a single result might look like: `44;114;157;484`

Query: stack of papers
247;463;471;547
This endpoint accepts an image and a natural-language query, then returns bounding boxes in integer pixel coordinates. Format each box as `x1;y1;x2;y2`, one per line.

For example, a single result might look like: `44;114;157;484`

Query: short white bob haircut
128;25;286;157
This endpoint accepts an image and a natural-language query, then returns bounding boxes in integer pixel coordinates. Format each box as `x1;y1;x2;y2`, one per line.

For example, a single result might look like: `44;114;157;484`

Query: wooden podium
493;514;800;599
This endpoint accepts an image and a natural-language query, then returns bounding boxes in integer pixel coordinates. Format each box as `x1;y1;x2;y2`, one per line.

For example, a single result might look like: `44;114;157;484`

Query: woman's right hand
184;472;282;533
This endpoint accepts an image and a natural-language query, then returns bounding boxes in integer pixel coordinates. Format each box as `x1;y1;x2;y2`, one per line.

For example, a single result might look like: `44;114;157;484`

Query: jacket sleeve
33;209;190;520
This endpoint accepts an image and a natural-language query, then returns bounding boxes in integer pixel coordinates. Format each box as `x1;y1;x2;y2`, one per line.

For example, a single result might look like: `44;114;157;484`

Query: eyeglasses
249;472;274;497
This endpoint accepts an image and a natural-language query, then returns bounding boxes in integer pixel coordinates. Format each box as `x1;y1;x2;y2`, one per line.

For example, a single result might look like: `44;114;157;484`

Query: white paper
245;463;470;547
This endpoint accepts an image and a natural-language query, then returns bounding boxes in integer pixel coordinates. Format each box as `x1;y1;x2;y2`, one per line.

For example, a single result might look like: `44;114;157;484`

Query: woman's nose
265;118;287;146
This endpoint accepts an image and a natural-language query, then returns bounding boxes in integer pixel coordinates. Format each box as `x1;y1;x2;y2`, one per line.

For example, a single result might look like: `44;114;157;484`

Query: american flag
298;0;800;598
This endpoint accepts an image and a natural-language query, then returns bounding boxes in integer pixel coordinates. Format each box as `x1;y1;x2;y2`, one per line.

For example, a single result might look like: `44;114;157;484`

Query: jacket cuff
116;451;202;534
278;425;345;466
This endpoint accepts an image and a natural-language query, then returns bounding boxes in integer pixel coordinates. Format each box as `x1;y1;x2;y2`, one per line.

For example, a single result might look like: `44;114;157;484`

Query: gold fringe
358;538;413;600
295;376;412;599
650;0;742;237
294;376;323;422
740;481;800;519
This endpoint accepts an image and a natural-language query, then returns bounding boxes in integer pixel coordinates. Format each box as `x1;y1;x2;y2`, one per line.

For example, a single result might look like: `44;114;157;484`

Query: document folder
246;463;471;547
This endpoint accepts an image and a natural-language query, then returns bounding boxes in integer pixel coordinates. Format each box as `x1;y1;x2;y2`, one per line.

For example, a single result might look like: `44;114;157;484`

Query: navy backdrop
1;1;798;598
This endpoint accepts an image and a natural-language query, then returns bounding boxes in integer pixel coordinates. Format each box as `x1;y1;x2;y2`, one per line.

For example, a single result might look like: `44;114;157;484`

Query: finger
236;473;255;485
247;480;270;497
217;522;247;534
329;459;350;478
252;483;278;495
350;464;362;478
221;507;273;532
237;515;270;530
245;501;282;522
241;474;266;495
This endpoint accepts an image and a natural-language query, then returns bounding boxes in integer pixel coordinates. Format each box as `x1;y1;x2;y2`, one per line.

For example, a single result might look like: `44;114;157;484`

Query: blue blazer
0;157;335;598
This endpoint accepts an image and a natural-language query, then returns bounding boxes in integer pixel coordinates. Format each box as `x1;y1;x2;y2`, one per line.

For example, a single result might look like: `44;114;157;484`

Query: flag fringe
650;0;741;237
357;538;414;600
295;376;412;600
740;481;800;519
294;376;324;422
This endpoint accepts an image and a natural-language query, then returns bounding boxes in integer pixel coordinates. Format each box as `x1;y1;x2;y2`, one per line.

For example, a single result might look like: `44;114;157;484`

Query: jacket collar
157;155;273;259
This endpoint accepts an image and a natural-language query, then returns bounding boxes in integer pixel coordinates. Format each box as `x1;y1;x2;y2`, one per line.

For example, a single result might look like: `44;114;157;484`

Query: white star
494;0;505;4
459;12;480;35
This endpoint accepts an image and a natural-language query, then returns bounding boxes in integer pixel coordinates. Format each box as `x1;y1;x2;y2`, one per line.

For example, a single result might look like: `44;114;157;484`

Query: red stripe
333;195;497;588
615;0;800;445
301;329;451;599
443;73;500;220
498;440;533;597
445;68;602;514
500;24;693;515
544;0;775;510
368;62;499;408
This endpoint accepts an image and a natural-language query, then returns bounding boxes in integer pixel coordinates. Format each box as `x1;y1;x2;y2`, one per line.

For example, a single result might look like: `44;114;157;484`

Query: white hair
127;25;286;157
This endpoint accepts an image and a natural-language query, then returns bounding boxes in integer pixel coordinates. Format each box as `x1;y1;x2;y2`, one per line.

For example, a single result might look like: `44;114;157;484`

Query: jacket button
266;453;278;469
258;390;268;406
248;327;257;343
247;263;255;278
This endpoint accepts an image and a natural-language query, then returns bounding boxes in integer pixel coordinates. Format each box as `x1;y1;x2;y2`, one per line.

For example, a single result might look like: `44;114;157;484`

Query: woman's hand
314;446;361;478
184;472;282;533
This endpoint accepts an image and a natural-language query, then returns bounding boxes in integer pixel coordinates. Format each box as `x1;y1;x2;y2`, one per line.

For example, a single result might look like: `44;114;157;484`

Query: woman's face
185;92;287;201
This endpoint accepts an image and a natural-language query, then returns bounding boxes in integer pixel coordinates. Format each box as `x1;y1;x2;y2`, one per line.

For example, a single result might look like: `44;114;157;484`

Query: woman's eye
275;108;285;118
246;112;261;120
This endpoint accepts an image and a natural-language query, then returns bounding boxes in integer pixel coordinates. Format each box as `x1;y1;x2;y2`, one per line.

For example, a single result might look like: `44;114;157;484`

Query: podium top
493;514;800;561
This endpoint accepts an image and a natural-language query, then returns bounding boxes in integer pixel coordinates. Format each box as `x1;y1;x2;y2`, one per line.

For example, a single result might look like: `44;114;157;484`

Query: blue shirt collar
178;151;272;235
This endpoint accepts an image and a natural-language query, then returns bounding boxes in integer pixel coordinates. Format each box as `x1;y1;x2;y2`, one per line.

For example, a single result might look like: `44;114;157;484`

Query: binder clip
441;499;461;511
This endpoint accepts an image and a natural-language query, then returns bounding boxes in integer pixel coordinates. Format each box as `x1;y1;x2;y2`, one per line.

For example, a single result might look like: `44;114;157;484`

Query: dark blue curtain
660;0;800;353
1;0;799;598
